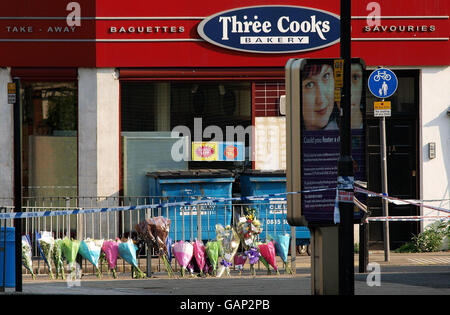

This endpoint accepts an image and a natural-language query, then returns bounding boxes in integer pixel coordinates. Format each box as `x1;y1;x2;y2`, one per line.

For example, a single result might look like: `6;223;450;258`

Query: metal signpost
11;78;23;292
368;67;398;262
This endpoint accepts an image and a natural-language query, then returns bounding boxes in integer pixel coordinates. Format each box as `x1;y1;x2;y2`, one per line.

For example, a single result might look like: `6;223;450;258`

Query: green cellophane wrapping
205;241;222;276
62;237;80;279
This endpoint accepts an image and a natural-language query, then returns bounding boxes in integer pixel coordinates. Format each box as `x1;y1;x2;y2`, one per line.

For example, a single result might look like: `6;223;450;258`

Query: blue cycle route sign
368;68;398;98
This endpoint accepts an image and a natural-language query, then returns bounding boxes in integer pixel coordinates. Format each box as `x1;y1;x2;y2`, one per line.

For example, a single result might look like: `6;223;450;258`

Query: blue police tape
204;187;334;203
1;186;449;220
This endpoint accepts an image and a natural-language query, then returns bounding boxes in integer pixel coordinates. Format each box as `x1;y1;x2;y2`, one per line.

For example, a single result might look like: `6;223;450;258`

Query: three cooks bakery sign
198;5;341;53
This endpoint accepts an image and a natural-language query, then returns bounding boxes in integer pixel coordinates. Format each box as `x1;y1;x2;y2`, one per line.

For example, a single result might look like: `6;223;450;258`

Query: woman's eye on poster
350;63;364;129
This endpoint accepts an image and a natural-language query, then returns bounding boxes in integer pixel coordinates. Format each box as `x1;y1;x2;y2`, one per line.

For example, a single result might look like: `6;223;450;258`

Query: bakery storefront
0;0;449;247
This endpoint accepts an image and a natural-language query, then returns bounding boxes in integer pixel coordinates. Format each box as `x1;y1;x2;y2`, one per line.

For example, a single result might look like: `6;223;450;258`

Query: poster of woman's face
301;64;337;131
301;61;364;131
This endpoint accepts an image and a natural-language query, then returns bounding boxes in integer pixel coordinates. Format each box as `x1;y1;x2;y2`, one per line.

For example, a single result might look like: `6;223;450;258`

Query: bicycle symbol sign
373;70;391;82
368;68;398;99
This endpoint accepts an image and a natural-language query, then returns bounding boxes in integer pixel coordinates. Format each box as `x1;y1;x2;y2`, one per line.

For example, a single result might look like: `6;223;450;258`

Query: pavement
361;250;450;267
1;251;449;296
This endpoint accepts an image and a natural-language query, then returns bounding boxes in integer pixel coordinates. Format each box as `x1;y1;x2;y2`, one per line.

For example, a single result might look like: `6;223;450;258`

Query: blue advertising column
368;67;398;263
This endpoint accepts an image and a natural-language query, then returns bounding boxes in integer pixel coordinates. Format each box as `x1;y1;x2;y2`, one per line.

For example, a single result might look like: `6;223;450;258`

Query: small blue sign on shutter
198;5;340;54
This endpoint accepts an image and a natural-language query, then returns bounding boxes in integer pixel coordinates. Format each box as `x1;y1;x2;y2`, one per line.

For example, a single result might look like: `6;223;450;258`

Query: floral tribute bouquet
233;253;247;275
215;224;240;277
79;238;104;278
37;231;55;279
257;240;280;275
61;237;80;280
118;238;146;279
101;239;119;278
254;242;272;275
52;239;65;280
205;240;221;276
274;234;292;274
135;217;174;277
192;240;206;276
172;240;194;277
236;208;263;276
21;235;35;280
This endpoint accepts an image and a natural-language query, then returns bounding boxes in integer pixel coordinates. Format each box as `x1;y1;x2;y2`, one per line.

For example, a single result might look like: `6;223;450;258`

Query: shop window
120;81;252;199
170;82;251;133
120;82;156;131
20;82;78;198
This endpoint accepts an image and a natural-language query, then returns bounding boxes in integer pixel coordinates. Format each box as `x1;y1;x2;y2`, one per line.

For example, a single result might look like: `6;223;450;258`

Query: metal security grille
254;82;285;117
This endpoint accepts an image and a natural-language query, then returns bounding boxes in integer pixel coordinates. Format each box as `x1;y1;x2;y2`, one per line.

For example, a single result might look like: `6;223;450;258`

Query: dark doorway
366;70;420;250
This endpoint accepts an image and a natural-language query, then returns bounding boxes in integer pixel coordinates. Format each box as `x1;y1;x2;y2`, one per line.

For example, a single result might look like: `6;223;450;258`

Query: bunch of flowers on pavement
52;238;65;280
21;235;35;280
192;240;206;276
172;240;194;277
274;233;293;274
257;240;280;275
37;231;55;279
61;237;80;281
79;238;104;278
205;240;222;276
233;253;247;275
101;239;120;278
118;238;146;279
236;208;263;276
135;217;174;277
